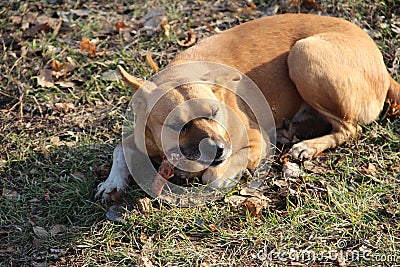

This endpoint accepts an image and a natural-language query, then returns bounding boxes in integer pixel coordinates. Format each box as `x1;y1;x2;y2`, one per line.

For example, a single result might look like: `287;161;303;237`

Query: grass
1;0;399;266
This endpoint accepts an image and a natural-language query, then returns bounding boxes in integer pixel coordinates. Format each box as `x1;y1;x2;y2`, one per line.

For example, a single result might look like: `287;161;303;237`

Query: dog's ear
201;68;242;101
118;65;157;93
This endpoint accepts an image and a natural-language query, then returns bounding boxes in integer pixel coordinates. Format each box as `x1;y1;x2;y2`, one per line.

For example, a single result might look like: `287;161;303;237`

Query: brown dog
96;14;400;202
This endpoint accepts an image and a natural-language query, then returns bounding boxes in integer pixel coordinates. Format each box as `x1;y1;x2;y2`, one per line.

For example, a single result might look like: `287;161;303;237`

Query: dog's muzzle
181;138;232;167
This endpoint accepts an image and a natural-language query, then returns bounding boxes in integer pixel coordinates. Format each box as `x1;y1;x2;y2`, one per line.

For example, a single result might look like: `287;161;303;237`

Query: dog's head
119;65;257;179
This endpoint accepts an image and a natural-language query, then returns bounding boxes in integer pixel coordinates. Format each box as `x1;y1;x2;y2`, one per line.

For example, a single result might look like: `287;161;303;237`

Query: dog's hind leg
289;119;359;159
287;32;390;159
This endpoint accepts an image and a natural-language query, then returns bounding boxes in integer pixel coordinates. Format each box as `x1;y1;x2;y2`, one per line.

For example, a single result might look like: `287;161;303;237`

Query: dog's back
172;14;398;127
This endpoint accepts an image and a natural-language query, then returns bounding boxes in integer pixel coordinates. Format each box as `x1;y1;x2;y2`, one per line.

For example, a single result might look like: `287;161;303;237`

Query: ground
0;0;399;266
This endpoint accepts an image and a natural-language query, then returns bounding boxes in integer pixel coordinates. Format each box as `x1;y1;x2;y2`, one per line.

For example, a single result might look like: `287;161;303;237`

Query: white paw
95;145;131;203
95;174;129;203
289;142;317;160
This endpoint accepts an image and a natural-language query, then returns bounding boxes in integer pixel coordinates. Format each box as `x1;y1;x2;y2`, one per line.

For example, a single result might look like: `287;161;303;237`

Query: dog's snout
214;141;225;159
200;138;225;160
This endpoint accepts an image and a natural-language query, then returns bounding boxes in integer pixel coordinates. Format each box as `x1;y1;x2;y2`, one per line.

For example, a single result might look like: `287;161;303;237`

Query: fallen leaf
36;15;62;29
178;29;197;47
106;205;126;223
362;163;378;178
49;224;66;236
273;179;287;188
37;69;54;88
115;21;127;32
137;197;152;214
55;81;76;88
282;162;301;179
51;59;66;72
9;16;22;24
138;251;154;267
141;8;167;36
244;196;269;218
70;9;90;17
21;12;39;30
209;224;217;232
304;0;320;9
161;19;170;37
225;195;247;206
101;70;120;81
80;36;96;57
33;226;49;239
303;160;332;174
51;59;76;78
1;189;20;200
54;102;75;113
239;180;266;197
24;23;51;38
44;193;50;201
0;247;15;254
387;103;400;117
140;232;149;243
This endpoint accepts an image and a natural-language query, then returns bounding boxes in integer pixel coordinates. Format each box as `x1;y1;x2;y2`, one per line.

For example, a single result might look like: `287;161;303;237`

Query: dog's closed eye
168;121;190;132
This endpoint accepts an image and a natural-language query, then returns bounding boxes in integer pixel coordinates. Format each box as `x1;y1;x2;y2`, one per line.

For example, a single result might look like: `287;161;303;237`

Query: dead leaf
145;54;160;72
33;226;49;239
273;179;287;188
161;19;170;37
362;163;378;178
244;196;269;218
282;162;301;179
36;15;61;29
51;59;76;78
9;16;22;25
303;160;332;174
106;205;126;223
178;29;196;47
141;8;167;36
70;9;90;17
239;180;268;197
301;0;320;9
37;69;54;88
49;224;66;236
0;247;15;254
208;224;217;232
138;251;154;267
1;189;20;200
24;23;51;38
387;103;400;117
225;195;247;206
54;102;75;113
101;70;120;81
140;232;149;243
55;81;76;88
137;197;152;214
115;21;127;32
22;12;39;30
79;36;96;57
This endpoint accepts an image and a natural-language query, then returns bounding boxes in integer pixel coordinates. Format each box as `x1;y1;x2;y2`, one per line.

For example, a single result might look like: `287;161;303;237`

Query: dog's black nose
214;142;225;159
199;138;225;160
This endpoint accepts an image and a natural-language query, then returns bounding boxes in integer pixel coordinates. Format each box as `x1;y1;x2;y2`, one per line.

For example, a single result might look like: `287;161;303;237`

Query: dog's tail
387;76;400;104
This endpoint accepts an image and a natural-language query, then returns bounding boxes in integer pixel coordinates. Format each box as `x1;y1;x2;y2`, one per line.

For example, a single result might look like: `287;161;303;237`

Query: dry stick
145;54;160;72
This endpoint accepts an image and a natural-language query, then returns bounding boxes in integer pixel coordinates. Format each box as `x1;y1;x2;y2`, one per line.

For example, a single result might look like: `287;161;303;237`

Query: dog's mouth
194;155;228;167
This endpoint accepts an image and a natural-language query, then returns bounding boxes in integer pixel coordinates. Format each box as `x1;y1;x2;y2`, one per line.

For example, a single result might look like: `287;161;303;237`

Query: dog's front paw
95;179;125;203
289;141;318;160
